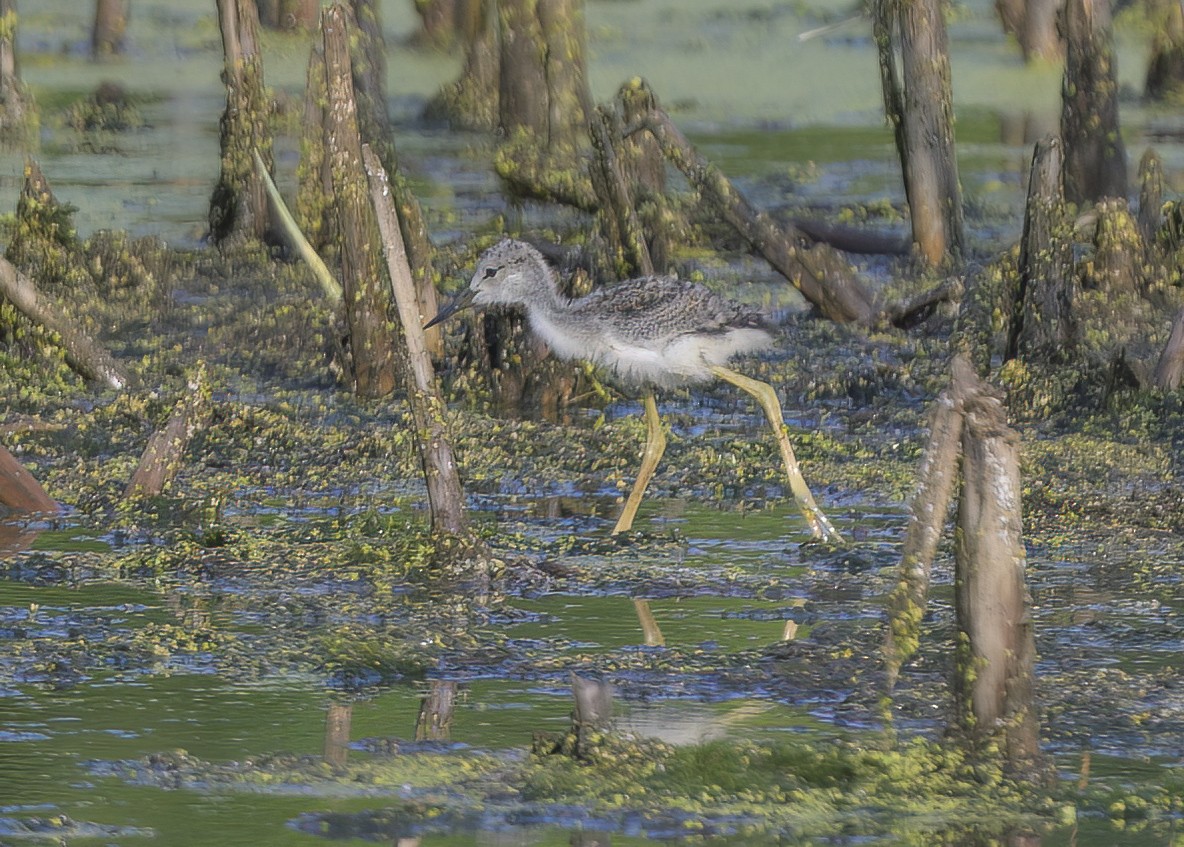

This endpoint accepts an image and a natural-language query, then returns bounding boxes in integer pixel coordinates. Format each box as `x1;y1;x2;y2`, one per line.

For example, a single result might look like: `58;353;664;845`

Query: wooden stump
1006;136;1077;363
874;0;965;267
322;3;398;399
415;680;457;741
125;366;212;498
1061;0;1127;206
208;0;275;247
954;380;1042;776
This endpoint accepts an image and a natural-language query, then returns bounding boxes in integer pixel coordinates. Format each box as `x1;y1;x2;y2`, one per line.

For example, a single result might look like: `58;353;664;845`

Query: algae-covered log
0;255;128;390
209;0;275;247
954;377;1042;777
636;106;876;324
873;0;965;267
1061;0;1127;206
883;354;971;689
322;3;398;398
125;365;212;498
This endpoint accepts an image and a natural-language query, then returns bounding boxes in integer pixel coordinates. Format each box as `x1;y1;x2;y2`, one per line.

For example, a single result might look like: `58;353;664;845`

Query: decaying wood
0;441;58;514
874;0;965;268
295;44;337;255
1137;149;1164;247
882;276;963;329
1060;0;1127;206
792;218;910;256
570;672;613;758
1145;0;1184;101
1007;135;1076;363
0;0;33;142
954;376;1042;776
125;366;212;498
883;353;972;688
209;0;275;246
415;680;457;741
423;0;499;131
1153;307;1184;390
92;0;128;57
1087;199;1143;293
0;255;128;390
322;3;398;399
363;145;485;558
323;702;351;767
634;107;876;324
614;78;675;272
589;104;654;279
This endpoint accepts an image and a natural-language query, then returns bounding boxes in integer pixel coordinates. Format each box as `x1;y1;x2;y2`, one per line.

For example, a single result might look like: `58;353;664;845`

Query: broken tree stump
125;366;212;498
209;0;276;247
883;354;973;689
1061;0;1127;206
954;376;1042;776
874;0;965;267
415;680;457;741
1153;307;1184;390
635;107;876;324
323;701;352;767
322;3;398;399
1006;136;1077;364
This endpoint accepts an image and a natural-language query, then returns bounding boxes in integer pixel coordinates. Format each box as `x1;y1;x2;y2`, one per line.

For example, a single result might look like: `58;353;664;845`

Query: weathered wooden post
1006;136;1076;364
954;382;1042;775
322;3;398;398
91;0;128;57
874;0;965;267
1061;0;1127;206
209;0;275;247
125;366;212;498
415;680;457;741
323;701;352;767
1137;149;1164;247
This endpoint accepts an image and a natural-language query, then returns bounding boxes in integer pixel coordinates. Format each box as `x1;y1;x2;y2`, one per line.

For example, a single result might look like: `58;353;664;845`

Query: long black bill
423;286;478;330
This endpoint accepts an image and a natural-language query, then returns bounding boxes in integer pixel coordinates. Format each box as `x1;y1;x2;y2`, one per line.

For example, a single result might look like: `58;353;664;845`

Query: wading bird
425;238;841;542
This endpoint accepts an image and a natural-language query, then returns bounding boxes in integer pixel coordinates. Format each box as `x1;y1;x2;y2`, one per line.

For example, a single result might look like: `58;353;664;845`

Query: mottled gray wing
575;277;768;345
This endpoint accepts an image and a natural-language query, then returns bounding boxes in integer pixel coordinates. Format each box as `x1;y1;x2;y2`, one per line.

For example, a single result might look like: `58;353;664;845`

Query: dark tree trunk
208;0;275;247
1006;136;1077;363
0;0;33;143
874;0;965;267
954;382;1043;777
1145;0;1184;101
423;0;500;131
998;0;1063;61
1061;0;1127;206
92;0;129;57
348;0;441;358
322;3;398;398
412;0;483;49
258;0;317;30
295;44;337;256
494;0;596;207
1137;148;1164;246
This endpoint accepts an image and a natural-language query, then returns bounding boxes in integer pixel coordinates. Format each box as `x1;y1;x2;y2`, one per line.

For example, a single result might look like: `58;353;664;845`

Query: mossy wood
91;0;128;57
209;0;275;247
125;366;213;498
1060;0;1127;206
0;255;128;390
362;143;472;540
873;0;965;268
636;107;876;324
953;370;1042;777
323;702;351;767
1144;0;1184;101
589;104;654;280
0;0;34;142
415;680;457;741
423;0;499;131
1006;136;1076;364
1137;149;1164;246
322;3;398;398
995;0;1062;62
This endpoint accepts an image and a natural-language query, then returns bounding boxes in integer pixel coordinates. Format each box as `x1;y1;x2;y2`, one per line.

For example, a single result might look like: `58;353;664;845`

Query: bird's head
424;239;549;328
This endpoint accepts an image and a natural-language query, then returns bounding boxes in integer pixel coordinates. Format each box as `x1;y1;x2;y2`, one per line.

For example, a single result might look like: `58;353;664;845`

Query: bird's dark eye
483;266;497;279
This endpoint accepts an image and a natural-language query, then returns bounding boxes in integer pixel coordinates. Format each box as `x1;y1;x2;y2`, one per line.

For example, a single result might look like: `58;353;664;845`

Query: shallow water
4;0;1184;845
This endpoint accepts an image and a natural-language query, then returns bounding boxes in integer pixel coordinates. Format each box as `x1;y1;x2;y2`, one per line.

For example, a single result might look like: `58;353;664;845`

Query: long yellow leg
612;393;666;535
710;365;842;543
